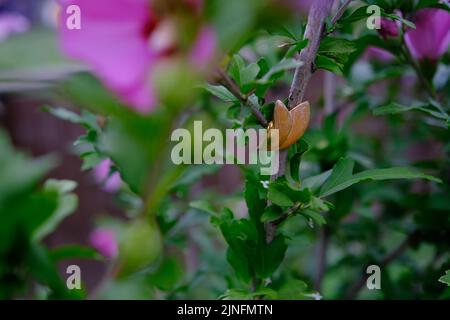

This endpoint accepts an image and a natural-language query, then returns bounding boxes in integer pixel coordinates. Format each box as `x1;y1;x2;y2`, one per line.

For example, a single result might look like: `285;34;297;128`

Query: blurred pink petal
93;159;122;193
184;0;203;13
365;46;395;62
190;26;217;70
405;8;450;61
57;0;157;113
0;13;29;42
378;18;399;39
89;228;118;259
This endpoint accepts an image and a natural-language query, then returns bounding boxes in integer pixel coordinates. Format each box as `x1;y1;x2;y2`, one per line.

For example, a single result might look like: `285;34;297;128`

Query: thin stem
217;69;269;127
314;228;329;291
331;0;353;25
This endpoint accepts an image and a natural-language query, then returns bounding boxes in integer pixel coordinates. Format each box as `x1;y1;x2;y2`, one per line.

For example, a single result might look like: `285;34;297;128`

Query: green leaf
260;58;303;82
319;157;442;198
268;178;312;207
337;6;372;26
189;200;217;215
439;270;450;286
316;54;344;74
382;12;415;29
26;244;77;299
33;180;78;241
301;209;326;226
0;29;80;88
373;102;449;121
244;172;267;223
81;152;104;171
60;73;129;116
0;129;56;207
277;280;309;300
44;107;100;130
317;37;358;74
204;84;239;103
302;170;332;192
261;205;283;223
147;255;184;291
268;182;295;207
101;111;174;195
288;139;310;183
229;54;246;86
50;245;100;261
241;63;260;87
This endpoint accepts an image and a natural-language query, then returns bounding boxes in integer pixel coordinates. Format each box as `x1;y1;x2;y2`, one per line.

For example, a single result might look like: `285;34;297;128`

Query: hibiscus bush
0;0;449;300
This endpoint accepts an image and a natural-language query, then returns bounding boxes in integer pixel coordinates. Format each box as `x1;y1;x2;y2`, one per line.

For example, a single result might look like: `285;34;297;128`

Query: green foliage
0;129;87;299
4;0;450;301
439;270;450;286
317;37;359;75
319;157;441;198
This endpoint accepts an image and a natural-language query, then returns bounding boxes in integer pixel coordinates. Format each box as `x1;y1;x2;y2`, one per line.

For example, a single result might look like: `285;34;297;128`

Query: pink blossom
405;8;450;61
365;46;395;62
89;228;118;259
378;18;399;39
190;26;217;70
93;159;122;193
58;0;216;113
0;13;29;42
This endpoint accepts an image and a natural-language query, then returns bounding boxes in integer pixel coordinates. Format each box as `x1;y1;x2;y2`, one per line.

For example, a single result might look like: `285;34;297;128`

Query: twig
314;228;330;291
288;0;335;109
217;69;269;127
331;0;353;25
265;0;335;244
345;232;417;299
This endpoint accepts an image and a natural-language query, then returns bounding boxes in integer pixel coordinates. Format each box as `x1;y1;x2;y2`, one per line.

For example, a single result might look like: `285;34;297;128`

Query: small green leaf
261;205;283;223
383;12;415;29
204;84;238;103
439;270;450;286
189;200;217;215
301;209;326;226
268;183;295;207
33;180;78;241
337;6;372;26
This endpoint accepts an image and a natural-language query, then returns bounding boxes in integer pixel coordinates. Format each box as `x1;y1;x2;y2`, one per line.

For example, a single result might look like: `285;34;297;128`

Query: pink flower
190;26;217;70
93;159;122;193
405;8;450;61
365;46;395;62
57;0;216;114
0;13;29;42
89;228;118;259
378;18;399;39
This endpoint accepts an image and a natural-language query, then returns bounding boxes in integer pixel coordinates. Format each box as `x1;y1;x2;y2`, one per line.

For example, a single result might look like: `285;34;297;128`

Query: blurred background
0;0;449;300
